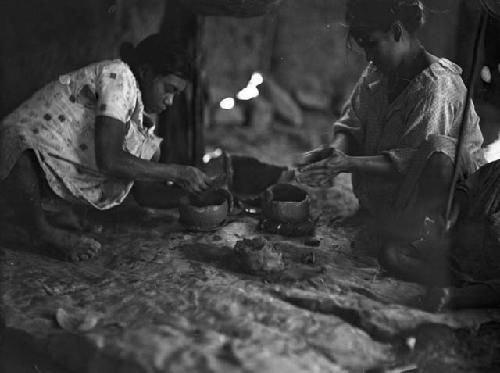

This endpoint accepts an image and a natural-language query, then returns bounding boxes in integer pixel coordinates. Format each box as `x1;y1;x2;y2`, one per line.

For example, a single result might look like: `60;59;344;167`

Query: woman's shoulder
424;58;465;88
61;60;136;88
434;58;463;74
97;59;135;78
406;58;465;102
95;60;140;96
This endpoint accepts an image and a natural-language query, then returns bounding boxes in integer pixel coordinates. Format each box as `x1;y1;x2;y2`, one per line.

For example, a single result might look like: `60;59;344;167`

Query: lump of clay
234;237;285;274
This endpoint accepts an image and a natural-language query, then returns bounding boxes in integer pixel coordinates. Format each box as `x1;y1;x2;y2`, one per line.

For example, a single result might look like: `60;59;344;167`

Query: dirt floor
2;124;500;372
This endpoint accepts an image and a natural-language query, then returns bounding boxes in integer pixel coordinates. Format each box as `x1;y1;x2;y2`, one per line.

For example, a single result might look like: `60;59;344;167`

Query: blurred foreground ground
2;125;500;373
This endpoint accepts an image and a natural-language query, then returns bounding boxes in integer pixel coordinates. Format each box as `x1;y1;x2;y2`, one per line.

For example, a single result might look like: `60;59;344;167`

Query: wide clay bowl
262;183;310;224
179;189;229;230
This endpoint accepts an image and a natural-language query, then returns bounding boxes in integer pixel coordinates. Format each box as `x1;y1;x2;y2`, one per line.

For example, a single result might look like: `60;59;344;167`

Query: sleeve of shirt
332;75;365;150
96;62;137;123
381;75;468;174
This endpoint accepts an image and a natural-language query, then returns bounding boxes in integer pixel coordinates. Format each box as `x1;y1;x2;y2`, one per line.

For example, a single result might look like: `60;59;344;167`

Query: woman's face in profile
141;71;187;114
353;29;399;73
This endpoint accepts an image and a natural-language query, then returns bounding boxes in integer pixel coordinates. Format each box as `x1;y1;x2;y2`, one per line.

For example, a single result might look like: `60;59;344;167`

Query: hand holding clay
299;146;335;166
297;149;350;186
172;165;210;194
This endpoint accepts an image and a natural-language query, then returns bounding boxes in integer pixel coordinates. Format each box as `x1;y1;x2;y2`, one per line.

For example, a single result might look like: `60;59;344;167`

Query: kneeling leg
425;281;500;312
418;152;454;221
0;151;101;262
379;242;452;287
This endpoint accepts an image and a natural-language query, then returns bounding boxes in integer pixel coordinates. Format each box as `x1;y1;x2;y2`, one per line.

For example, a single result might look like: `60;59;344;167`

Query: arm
331;132;351;155
300;150;399;180
95;116;209;192
347;154;399;178
95;115;178;181
301;133;355;166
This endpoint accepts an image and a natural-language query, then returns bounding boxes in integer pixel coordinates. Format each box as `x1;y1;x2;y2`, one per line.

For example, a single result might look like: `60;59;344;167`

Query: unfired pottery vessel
262;183;310;224
179;189;231;230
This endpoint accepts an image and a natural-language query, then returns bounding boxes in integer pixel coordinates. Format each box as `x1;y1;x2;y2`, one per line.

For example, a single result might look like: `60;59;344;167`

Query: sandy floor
2;125;500;372
2;192;500;372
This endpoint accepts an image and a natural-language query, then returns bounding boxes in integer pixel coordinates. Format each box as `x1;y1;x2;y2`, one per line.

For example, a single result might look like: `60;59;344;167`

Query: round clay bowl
179;190;229;229
262;184;310;224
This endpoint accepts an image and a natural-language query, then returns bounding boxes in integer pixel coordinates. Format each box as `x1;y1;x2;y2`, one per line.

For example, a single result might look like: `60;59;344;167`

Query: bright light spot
237;86;260;101
481;66;492;84
235;72;264;101
485;135;500;162
202;148;224;164
250;72;264;87
219;97;235;110
406;337;416;350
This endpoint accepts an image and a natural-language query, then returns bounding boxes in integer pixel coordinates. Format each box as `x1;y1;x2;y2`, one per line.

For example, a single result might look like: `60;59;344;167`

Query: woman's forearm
98;150;179;182
331;133;350;154
348;155;399;178
95;116;179;182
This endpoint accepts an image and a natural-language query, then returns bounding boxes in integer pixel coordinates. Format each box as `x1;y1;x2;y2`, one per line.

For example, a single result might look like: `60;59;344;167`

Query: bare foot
39;225;101;262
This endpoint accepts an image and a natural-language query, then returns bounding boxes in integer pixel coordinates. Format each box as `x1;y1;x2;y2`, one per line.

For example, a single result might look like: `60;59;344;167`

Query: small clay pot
179;189;231;230
262;184;310;224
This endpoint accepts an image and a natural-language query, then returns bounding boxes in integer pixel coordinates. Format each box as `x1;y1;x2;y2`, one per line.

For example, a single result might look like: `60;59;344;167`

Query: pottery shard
260;76;303;127
234;237;285;274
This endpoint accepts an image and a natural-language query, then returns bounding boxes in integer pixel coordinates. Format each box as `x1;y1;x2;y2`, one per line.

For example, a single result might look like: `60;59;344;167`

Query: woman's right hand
171;165;210;193
299;146;335;167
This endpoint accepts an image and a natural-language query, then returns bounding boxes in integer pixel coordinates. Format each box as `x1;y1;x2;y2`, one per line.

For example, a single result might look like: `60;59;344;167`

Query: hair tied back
393;0;425;31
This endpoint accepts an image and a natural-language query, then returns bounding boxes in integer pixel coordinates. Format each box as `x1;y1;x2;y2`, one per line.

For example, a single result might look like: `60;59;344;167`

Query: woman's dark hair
120;34;193;80
346;0;425;41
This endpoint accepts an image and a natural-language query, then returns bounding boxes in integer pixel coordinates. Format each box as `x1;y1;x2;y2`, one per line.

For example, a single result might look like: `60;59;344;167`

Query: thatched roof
180;0;284;17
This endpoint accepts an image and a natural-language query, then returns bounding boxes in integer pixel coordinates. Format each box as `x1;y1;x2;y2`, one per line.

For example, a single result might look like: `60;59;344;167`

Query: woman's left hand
297;149;351;186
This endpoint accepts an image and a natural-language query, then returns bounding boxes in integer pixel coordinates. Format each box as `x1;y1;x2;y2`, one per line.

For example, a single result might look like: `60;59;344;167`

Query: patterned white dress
334;58;485;226
0;60;162;210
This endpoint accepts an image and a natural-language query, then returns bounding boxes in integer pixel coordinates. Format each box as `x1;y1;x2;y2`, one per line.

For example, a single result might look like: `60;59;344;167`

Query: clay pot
262;184;310;224
179;189;231;230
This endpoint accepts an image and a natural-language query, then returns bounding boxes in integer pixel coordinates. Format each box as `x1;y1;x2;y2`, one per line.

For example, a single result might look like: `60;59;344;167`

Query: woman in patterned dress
0;34;210;262
299;1;485;269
